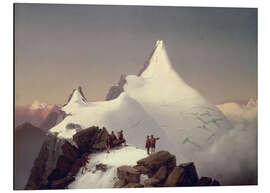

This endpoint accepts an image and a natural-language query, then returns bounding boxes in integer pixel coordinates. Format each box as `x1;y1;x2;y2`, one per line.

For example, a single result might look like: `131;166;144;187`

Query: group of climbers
145;135;160;155
106;130;127;153
80;130;160;174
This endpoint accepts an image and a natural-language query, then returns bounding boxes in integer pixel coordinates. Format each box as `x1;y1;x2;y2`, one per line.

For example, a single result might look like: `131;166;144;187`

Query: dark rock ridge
105;74;127;101
14;122;46;190
63;86;87;107
25;126;125;190
115;151;220;188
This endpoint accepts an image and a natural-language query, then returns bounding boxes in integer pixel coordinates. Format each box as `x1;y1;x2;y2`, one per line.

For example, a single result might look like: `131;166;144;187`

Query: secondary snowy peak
62;86;87;113
246;98;257;108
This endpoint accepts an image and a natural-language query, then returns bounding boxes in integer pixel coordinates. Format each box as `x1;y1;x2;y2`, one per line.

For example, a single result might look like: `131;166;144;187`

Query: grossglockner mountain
25;40;234;190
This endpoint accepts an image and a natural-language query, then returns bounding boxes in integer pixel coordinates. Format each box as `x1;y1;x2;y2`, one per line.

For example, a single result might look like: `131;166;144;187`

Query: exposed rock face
50;176;75;189
153;166;167;181
73;126;107;154
179;162;199;186
133;165;152;177
164;166;185;187
61;141;80;163
197;177;212;186
105;74;126;101
68;159;82;177
25;134;66;190
116;151;220;188
144;177;160;187
122;183;144;188
114;179;127;188
117;166;140;183
26;126;126;190
137;151;176;172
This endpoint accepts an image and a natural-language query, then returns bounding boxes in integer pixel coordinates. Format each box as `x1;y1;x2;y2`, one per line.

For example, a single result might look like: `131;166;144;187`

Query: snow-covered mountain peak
62;86;87;114
247;98;257;108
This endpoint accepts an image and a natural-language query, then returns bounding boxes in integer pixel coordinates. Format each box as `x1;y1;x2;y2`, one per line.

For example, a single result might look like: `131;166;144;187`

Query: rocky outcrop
26;126;125;190
25;134;66;190
114;179;127;188
137;151;176;172
122;183;144;188
105;74;126;101
116;150;221;188
117;166;140;183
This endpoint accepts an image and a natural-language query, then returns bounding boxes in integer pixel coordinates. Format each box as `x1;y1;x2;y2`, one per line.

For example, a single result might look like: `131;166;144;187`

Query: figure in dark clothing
110;131;117;141
106;135;111;153
117;130;127;146
150;135;160;154
81;153;89;174
145;136;151;155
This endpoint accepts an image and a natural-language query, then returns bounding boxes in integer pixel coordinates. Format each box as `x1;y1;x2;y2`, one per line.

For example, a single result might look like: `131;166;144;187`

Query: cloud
183;100;257;185
15;101;61;128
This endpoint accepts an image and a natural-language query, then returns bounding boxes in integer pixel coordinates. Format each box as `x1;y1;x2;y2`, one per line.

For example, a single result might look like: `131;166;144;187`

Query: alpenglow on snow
50;40;233;157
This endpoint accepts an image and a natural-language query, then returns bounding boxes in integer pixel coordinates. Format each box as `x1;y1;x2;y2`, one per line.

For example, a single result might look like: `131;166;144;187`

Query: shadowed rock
114;179;127;188
122;183;144;188
117;166;140;183
164;166;185;187
137;151;176;172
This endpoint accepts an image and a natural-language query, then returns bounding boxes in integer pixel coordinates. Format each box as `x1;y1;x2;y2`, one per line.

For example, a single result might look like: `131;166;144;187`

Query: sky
15;4;257;106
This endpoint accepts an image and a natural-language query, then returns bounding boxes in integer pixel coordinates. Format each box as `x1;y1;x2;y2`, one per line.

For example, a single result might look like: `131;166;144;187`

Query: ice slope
50;90;170;150
50;40;232;156
68;146;148;189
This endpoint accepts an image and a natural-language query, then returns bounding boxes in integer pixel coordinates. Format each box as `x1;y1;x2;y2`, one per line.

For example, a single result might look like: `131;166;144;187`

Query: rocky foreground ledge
25;126;220;190
115;151;220;188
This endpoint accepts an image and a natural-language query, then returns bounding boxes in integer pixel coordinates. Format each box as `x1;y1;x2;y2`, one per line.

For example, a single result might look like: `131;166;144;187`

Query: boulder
179;162;199;186
117;166;140;183
113;179;127;188
68;159;82;176
137;151;176;171
144;177;160;187
197;177;212;186
72;126;100;153
50;176;75;189
153;166;167;181
164;166;185;187
96;163;107;172
122;183;144;188
61;141;80;163
133;165;153;177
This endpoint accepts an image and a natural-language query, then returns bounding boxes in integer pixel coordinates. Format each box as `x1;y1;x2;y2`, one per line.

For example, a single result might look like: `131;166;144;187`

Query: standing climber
81;153;89;174
118;130;127;146
150;135;160;154
110;131;117;141
145;135;151;155
106;135;111;153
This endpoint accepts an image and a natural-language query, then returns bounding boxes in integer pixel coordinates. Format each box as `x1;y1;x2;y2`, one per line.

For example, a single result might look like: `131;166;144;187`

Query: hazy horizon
15;4;257;106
